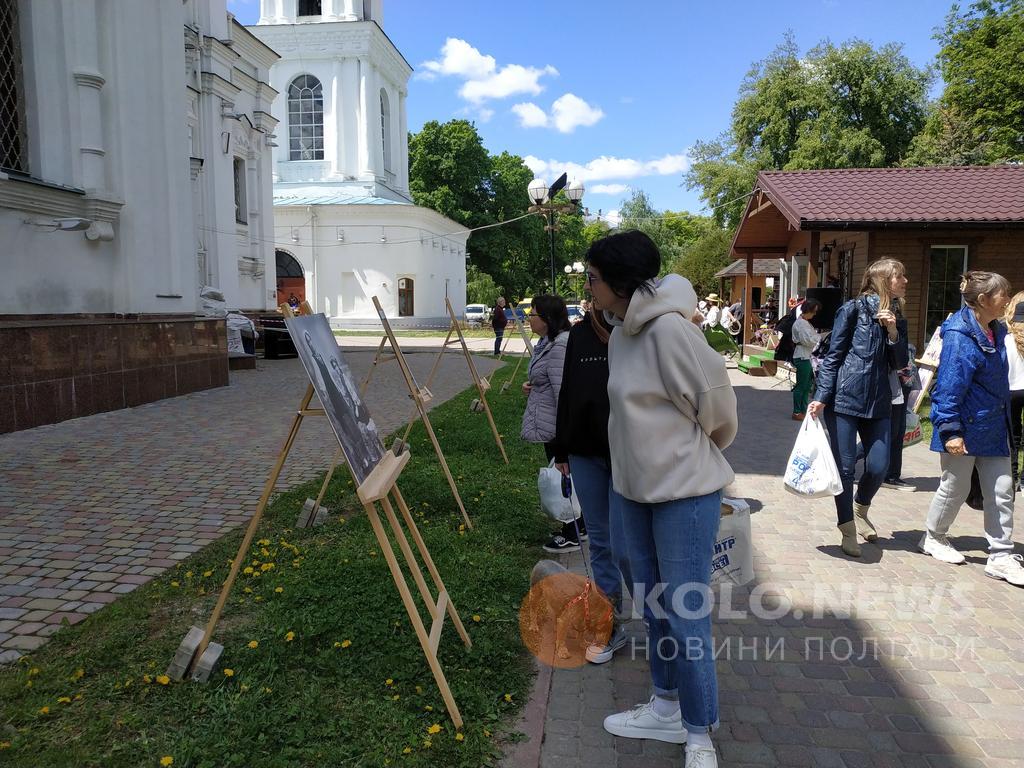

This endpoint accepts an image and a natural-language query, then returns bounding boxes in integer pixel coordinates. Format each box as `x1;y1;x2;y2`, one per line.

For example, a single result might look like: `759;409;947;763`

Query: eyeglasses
585;272;602;285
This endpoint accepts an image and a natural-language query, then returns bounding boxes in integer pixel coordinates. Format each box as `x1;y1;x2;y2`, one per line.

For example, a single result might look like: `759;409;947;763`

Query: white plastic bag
538;461;582;523
712;497;754;586
784;414;843;498
903;412;923;448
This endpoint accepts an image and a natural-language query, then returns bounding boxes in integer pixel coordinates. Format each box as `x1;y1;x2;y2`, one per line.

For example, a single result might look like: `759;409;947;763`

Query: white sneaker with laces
603;696;687;744
685;744;719;767
585;624;628;664
985;554;1024;586
919;532;966;564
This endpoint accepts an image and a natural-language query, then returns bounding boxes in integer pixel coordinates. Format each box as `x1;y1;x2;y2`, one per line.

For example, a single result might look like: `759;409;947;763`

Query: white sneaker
585;624;628;664
685;744;719;767
985;554;1024;586
919;532;966;564
603;696;687;744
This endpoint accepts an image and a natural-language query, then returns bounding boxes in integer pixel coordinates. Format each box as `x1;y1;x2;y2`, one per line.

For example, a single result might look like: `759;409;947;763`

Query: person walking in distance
808;258;910;557
921;272;1024;586
492;297;509;356
790;298;822;420
587;230;738;767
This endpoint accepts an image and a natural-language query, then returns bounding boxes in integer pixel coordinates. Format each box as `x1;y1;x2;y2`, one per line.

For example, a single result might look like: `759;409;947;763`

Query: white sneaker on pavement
919;532;966;564
985;554;1024;586
603;696;687;744
585;624;628;664
685;744;719;767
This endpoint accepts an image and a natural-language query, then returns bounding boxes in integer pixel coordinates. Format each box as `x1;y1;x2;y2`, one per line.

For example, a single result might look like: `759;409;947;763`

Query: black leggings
1012;391;1024;488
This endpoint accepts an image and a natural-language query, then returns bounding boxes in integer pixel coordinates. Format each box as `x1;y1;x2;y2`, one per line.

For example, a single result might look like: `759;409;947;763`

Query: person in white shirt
1005;294;1024;491
702;295;721;328
790;298;822;419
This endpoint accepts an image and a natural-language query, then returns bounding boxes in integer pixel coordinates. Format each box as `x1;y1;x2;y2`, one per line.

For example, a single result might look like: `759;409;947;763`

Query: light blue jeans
568;454;631;613
612;487;721;734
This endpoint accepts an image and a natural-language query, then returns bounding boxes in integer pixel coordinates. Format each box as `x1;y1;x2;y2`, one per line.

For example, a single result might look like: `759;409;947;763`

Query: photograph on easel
286;313;385;483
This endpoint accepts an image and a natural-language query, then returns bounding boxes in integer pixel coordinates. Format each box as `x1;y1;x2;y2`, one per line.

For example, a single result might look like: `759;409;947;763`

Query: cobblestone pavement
528;367;1024;768
0;346;501;662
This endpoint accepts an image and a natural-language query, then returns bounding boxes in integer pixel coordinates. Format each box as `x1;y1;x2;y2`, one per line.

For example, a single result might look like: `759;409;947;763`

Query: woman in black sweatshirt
552;299;633;664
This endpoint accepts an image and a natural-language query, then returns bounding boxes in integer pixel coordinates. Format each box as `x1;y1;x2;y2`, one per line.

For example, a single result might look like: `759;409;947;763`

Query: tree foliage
408;121;589;303
687;34;932;227
907;0;1024;164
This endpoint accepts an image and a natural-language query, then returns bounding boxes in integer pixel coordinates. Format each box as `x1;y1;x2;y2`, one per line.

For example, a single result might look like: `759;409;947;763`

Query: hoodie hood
619;274;698;336
942;305;1004;354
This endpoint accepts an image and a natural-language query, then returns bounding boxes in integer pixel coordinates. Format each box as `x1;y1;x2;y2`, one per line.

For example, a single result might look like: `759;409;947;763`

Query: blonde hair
1004;290;1024;358
858;258;906;314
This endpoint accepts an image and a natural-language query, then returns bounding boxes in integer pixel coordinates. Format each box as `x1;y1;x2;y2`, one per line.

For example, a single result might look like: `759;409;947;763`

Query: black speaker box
805;287;843;330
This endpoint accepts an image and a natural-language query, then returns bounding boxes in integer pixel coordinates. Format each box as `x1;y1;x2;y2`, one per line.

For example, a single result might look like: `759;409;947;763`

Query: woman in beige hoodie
586;231;737;768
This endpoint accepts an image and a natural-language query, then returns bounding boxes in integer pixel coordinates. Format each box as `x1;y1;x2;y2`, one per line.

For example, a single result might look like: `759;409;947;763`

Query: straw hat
705;293;721;304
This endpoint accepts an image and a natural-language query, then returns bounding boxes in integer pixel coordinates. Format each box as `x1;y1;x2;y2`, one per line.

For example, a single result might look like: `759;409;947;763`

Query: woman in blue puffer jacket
808;258;909;557
922;271;1024;587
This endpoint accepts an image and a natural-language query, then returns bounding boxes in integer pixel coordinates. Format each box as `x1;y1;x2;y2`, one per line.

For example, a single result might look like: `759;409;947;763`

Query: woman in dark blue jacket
808;258;909;557
922;271;1024;587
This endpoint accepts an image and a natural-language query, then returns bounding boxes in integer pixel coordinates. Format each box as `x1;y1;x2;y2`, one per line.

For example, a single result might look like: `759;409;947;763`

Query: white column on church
343;0;361;20
282;0;298;22
357;58;377;178
273;0;285;23
342;58;360;175
367;67;384;178
70;0;107;192
331;60;346;178
323;0;343;20
397;90;409;194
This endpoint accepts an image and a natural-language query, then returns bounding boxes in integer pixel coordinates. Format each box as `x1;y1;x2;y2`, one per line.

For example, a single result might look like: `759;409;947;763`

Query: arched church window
379;88;392;172
398;278;414;317
0;0;28;173
298;0;322;16
288;75;324;161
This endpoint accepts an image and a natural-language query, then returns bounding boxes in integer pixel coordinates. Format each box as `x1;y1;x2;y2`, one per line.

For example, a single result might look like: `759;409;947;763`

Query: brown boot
854;502;877;542
838;521;861;557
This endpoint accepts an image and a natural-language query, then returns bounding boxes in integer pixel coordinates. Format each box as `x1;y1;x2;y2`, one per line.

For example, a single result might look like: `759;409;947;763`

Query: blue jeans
569;455;631;613
612;487;721;734
826;409;890;525
493;330;504;355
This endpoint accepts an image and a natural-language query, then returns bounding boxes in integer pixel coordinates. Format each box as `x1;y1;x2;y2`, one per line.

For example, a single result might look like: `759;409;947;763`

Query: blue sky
229;0;952;223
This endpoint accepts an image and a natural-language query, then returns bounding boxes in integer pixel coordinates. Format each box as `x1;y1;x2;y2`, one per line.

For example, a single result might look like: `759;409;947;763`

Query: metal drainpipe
308;206;318;312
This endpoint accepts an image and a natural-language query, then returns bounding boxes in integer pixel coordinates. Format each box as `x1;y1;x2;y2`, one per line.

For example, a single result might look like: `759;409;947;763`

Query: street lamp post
528;173;585;294
563;261;585;301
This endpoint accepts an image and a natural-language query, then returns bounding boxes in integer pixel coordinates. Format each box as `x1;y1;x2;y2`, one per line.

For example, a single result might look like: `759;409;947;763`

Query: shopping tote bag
784;414;843;498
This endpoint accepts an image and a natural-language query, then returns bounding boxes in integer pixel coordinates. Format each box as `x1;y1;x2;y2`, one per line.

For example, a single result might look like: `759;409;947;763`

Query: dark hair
801;298;822;315
531;294;570;340
585;230;661;299
960;270;1011;309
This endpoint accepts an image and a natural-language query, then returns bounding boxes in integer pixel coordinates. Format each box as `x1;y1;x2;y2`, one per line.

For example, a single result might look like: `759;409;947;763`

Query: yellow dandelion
258;538;270;546
402;747;411;754
203;570;212;577
243;587;252;593
340;639;351;648
72;668;84;680
124;679;133;688
57;696;71;704
223;669;234;677
385;678;394;686
243;567;254;575
274;586;283;594
424;705;433;711
415;686;422;694
74;694;82;701
427;724;441;735
160;757;174;767
28;667;40;676
504;693;512;703
333;642;341;648
392;694;400;701
422;740;432;748
261;548;270;557
143;675;153;684
285;631;295;642
472;615;481;623
247;640;259;649
0;741;10;749
24;680;32;688
483;729;491;738
263;687;273;693
254;596;263;602
170;581;179;588
185;571;193;578
38;706;49;715
156;675;170;685
455;733;464;742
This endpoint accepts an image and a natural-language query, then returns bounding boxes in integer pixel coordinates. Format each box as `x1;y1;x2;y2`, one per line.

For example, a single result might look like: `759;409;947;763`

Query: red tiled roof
715;258;782;278
757;166;1024;227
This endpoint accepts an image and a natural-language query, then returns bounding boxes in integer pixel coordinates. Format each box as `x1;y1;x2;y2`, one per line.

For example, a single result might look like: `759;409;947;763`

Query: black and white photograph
286;314;385;485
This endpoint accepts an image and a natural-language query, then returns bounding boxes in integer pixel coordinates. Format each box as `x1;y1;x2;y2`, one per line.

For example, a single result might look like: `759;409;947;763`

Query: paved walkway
523;367;1024;768
0;345;501;662
338;331;531;356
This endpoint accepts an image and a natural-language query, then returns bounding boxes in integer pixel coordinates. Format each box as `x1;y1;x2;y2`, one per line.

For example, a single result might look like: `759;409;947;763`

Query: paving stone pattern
536;368;1024;768
0;348;500;663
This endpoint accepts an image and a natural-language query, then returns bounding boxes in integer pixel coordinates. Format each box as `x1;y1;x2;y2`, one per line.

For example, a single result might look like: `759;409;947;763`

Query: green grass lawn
0;362;552;768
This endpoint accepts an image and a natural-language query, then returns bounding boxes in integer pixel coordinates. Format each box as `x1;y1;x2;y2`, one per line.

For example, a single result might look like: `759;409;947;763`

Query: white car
464;304;488;326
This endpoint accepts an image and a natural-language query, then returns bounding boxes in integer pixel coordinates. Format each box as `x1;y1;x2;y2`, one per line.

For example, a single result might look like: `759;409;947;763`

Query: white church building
0;0;279;432
251;0;468;326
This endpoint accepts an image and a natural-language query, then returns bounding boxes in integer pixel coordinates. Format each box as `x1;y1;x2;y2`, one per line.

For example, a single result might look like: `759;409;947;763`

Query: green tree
663;220;735;298
687;34;932;227
618;189;682;266
465;265;499;305
907;0;1024;164
408;119;490;225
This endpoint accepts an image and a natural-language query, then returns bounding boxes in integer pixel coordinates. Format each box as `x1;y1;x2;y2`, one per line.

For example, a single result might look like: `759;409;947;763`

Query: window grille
287;75;324;161
0;0;27;173
233;157;247;224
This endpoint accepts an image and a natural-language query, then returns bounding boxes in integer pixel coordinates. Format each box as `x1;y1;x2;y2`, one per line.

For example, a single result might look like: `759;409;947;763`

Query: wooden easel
485;304;533;393
172;306;471;728
910;320;946;414
349;296;473;529
423;297;509;464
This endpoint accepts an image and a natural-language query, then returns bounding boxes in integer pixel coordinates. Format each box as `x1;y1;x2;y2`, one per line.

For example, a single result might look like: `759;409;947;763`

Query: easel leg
423;326;454;392
479;393;509;464
188;384;314;674
417;408;472;529
310;446;344;514
364;501;464;729
393;487;472;649
359;336;388;397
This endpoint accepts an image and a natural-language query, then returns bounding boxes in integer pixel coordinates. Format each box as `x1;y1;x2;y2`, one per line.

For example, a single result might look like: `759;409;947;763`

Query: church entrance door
398;277;414;317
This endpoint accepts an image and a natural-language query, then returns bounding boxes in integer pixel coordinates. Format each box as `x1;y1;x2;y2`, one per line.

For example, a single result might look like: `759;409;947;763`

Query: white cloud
421;38;496;80
551;94;604;133
419;38;557;104
477;107;495;123
523;152;690;183
512;102;549;129
603;209;622;227
589;183;629;196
